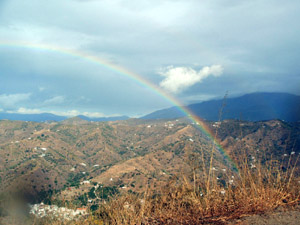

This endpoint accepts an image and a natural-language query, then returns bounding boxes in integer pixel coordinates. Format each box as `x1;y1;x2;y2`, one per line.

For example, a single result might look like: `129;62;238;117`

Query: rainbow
0;41;237;170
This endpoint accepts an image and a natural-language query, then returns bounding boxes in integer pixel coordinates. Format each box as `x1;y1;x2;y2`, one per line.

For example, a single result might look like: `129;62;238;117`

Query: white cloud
182;94;219;103
15;107;42;114
39;87;45;92
159;65;223;93
0;23;95;50
0;93;31;108
81;111;107;118
43;96;65;105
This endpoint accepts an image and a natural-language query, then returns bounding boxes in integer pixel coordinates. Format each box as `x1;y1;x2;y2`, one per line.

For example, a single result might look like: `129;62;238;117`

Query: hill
77;115;129;122
0;118;298;202
0;118;299;223
0;113;66;122
0;118;221;201
0;113;129;122
141;92;300;122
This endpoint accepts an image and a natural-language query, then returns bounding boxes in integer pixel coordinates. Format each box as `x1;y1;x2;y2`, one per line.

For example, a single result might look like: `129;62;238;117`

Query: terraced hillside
0;118;220;202
0;118;299;207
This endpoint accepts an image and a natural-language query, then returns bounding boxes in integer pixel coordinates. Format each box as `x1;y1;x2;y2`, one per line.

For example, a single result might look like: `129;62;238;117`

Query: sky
0;0;299;117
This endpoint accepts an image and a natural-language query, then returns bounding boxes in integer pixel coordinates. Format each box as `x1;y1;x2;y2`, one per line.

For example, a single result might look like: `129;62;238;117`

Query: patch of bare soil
228;206;300;225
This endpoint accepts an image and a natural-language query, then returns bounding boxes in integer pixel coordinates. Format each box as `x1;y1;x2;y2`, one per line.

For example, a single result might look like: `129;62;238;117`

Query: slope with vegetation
0;117;299;224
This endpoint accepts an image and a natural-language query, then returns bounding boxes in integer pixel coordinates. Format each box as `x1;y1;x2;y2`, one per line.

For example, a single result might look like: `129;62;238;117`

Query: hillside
0;118;298;209
0;118;218;203
142;92;300;122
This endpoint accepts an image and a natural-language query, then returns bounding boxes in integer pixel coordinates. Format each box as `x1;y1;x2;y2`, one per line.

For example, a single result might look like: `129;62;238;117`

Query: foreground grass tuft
77;151;300;225
34;155;300;225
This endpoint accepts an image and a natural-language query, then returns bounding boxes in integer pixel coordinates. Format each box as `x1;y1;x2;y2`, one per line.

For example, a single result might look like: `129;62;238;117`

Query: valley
0;117;299;223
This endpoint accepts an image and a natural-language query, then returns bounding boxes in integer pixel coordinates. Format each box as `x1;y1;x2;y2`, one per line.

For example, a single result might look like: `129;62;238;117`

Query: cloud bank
1;0;299;115
159;65;223;93
43;96;65;105
0;93;31;109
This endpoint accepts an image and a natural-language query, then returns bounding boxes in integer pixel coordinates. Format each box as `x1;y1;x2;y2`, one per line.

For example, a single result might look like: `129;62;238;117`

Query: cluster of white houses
29;203;88;221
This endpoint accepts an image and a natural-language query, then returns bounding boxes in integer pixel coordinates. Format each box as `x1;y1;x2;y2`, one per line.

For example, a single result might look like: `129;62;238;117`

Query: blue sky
0;0;299;117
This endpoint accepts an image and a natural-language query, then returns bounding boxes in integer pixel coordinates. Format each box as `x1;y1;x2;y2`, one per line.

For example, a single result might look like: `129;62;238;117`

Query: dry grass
28;106;300;225
24;140;300;225
29;149;300;225
72;148;299;225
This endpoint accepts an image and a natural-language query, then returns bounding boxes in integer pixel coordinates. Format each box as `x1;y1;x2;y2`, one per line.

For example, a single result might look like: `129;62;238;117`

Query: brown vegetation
0;118;299;224
86;147;299;224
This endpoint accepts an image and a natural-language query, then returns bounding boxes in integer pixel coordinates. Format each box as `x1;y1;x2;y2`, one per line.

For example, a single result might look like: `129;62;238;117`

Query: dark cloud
0;0;299;116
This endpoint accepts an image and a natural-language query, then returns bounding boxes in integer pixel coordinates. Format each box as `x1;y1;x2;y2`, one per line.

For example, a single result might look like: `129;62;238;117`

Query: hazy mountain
77;115;130;122
0;113;66;122
0;113;129;122
141;93;300;122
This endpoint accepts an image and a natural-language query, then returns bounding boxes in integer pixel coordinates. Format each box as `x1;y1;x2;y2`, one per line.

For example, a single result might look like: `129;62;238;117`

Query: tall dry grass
19;151;300;225
83;102;300;224
87;150;299;225
32;145;300;225
32;98;300;224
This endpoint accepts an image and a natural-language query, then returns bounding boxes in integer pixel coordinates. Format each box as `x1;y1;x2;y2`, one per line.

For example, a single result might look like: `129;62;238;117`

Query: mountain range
0;112;129;122
0;92;299;122
142;92;300;122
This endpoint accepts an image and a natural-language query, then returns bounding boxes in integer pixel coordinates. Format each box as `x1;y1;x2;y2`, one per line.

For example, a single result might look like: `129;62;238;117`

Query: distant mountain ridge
77;115;129;122
141;92;300;122
0;112;129;122
1;93;299;122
